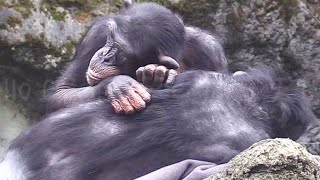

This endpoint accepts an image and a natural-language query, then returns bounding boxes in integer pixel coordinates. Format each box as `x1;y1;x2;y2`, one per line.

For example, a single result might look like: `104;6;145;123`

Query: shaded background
0;0;319;158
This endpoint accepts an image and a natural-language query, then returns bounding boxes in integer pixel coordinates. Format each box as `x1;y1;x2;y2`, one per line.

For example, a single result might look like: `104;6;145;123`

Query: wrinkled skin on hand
104;75;151;114
104;65;178;114
136;64;178;89
105;69;247;114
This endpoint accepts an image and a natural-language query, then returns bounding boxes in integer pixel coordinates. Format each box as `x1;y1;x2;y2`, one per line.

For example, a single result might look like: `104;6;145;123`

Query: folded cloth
135;159;228;180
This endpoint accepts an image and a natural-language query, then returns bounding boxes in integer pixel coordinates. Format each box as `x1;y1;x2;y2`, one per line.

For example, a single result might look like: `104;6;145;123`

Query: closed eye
101;46;111;57
109;48;118;56
103;48;118;62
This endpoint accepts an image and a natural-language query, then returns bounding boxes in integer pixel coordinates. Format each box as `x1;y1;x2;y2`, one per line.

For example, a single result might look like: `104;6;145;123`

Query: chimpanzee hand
104;75;151;114
136;64;178;89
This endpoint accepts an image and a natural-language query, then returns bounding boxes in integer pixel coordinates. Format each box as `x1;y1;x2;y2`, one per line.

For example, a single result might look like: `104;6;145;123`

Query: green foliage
0;1;7;9
23;33;75;61
40;3;66;21
11;0;35;18
43;0;105;11
60;37;76;60
24;33;39;44
279;0;299;22
40;0;114;21
140;0;219;30
6;15;22;27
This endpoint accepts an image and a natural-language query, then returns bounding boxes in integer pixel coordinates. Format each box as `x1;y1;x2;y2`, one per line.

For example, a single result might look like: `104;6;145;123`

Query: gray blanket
136;159;227;180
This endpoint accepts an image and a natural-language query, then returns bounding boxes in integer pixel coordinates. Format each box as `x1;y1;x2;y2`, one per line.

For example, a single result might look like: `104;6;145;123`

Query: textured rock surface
160;0;320;117
0;89;30;160
0;0;121;71
207;138;320;180
297;124;320;155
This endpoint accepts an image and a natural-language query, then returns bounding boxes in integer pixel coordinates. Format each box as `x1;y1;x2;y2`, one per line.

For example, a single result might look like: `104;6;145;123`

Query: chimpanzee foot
136;64;178;89
107;76;151;114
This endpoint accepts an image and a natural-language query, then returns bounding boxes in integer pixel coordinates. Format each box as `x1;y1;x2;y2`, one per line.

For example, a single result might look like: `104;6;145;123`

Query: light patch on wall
0;89;30;160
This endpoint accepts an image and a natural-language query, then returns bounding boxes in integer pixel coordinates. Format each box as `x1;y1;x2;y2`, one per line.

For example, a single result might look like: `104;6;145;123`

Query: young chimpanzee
46;2;228;114
86;2;184;86
46;2;183;112
0;67;316;180
87;26;228;114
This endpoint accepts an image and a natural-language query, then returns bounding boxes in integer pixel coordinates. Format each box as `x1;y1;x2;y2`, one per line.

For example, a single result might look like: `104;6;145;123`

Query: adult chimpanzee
45;2;228;113
0;67;316;179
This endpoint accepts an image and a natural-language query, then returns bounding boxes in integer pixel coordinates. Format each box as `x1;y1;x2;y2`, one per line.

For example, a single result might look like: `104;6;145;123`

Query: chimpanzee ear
159;55;180;70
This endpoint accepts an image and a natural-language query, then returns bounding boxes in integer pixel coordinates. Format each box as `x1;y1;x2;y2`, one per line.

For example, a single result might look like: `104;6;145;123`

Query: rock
0;0;120;71
0;88;30;160
207;138;320;180
297;124;320;155
165;0;320;117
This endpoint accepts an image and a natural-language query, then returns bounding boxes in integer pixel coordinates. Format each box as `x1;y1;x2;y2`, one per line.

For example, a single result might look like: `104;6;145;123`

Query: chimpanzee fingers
153;65;167;89
137;64;177;89
111;87;135;114
106;85;124;114
136;67;144;83
119;96;135;114
111;99;123;114
106;76;151;114
118;84;147;113
165;69;178;87
126;89;146;111
131;82;151;103
107;83;135;114
142;64;157;87
159;55;180;69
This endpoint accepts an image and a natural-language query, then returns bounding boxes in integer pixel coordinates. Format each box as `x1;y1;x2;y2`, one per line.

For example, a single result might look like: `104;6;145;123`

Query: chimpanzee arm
46;82;104;111
46;17;152;111
136;26;229;89
47;75;150;114
45;19;110;111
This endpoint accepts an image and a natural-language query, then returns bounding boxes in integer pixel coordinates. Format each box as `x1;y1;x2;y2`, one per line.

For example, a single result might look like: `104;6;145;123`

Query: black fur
1;67;316;180
45;2;185;111
45;3;228;112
